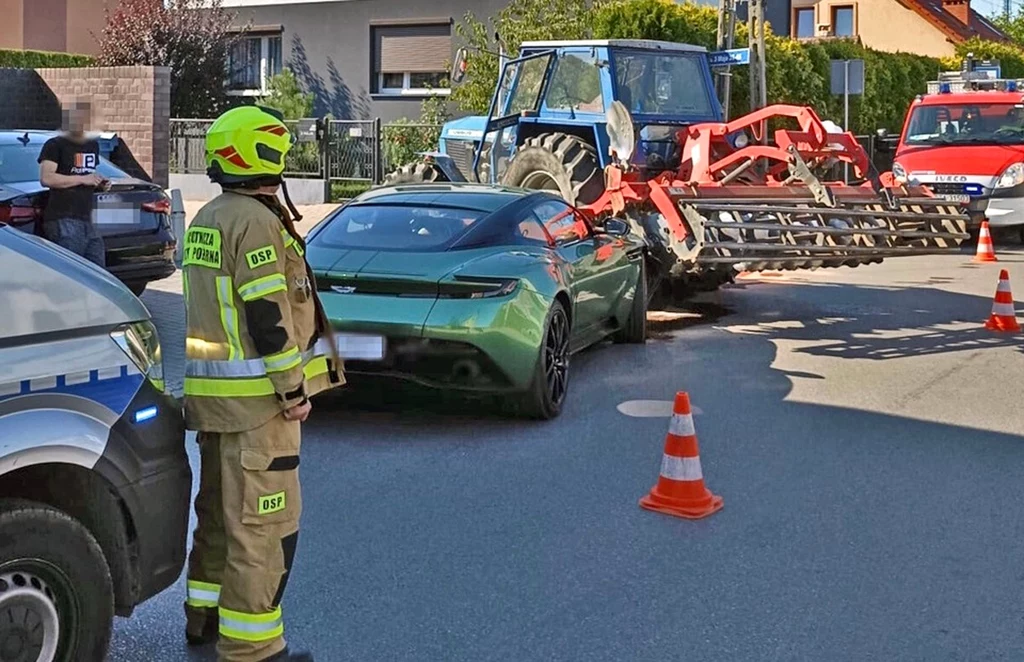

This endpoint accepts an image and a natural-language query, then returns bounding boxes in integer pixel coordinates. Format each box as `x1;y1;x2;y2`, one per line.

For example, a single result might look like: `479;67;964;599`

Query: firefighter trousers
184;414;303;662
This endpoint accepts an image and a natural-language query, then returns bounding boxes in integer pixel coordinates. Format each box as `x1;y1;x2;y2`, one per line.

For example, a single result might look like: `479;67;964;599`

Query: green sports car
304;183;649;418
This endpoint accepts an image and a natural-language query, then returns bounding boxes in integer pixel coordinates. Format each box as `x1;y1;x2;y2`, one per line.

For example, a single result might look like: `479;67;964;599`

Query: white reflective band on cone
997;281;1013;293
668;413;696;437
992;302;1017;316
660;455;704;481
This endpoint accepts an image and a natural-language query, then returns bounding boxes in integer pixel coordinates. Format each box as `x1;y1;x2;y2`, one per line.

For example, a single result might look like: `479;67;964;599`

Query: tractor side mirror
602;218;630;237
451;47;469;84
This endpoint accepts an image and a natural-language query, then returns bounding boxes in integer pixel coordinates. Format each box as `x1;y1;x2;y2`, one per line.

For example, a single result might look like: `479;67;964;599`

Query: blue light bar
1008;81;1018;92
939;82;952;94
964;183;984;195
134;406;158;423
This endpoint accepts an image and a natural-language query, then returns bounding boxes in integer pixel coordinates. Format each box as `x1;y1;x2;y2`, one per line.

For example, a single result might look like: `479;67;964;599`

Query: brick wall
0;65;171;187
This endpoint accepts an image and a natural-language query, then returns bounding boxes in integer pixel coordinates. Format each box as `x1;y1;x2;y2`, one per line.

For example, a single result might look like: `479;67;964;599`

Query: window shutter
374;24;451;74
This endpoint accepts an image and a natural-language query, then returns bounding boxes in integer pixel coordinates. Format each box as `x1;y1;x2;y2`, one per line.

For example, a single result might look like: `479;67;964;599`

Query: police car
0;222;191;660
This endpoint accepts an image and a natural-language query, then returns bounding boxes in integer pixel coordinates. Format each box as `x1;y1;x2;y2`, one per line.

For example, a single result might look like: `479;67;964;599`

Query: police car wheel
0;501;113;662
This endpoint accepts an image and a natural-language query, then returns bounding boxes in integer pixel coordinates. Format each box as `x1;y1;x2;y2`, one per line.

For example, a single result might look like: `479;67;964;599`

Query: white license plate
94;207;140;225
334;334;385;361
941;194;970;204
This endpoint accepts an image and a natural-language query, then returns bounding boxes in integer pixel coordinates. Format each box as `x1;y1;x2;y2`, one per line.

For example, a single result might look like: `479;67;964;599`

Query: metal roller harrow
686;194;970;272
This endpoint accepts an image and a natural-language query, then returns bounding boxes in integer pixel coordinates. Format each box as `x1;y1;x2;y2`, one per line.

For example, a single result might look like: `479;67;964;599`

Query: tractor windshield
612;50;715;119
505;54;552;116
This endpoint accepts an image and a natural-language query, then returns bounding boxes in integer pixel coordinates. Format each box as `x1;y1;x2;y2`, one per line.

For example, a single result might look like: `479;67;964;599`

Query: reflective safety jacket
182;191;344;432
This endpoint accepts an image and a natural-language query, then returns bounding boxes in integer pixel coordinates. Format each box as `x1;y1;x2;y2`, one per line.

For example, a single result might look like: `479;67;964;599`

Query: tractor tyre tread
510;133;603;205
383;162;444;186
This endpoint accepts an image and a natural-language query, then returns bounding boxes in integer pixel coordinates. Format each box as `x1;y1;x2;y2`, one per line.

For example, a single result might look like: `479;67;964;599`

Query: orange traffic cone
974;220;998;263
640;392;723;520
984;269;1021;333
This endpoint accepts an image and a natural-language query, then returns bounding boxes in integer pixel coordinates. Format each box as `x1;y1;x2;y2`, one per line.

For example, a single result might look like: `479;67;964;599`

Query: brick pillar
35;65;172;187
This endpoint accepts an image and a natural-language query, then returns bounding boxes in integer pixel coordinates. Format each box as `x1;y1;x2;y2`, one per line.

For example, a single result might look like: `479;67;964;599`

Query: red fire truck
892;57;1024;239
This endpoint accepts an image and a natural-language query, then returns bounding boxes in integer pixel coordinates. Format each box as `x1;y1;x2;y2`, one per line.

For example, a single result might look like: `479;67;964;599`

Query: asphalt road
113;248;1024;661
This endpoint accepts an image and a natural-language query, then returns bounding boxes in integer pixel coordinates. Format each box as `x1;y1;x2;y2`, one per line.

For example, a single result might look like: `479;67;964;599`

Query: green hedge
0;49;93;69
451;0;1024;134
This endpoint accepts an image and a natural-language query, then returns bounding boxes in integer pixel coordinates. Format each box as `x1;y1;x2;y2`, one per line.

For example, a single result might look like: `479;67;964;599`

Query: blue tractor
383;39;969;295
386;39;722;204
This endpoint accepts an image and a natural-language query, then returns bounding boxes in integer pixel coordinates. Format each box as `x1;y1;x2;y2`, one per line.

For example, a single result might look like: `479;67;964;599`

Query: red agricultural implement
580;103;969;279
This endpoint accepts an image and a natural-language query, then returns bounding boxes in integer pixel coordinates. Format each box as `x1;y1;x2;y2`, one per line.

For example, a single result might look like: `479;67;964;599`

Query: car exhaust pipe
452;359;481;383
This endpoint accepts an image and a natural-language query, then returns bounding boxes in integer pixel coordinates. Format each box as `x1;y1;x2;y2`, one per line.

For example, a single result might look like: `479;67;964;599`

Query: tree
453;0;600;113
993;8;1024;48
98;0;243;118
259;70;314;120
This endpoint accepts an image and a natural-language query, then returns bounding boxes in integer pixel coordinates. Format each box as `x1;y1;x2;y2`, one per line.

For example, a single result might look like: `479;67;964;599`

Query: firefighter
181;105;344;662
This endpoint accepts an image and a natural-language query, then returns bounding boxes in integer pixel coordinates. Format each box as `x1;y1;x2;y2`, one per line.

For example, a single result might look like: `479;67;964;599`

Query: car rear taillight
0;197;42;228
142;199;171;214
439;277;519;299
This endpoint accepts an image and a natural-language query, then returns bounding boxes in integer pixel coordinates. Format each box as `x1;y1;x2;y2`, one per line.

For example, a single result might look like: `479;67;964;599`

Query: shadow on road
716;280;1024;362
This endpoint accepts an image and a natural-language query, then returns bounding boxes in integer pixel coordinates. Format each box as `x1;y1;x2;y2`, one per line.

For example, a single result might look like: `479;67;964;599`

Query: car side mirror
602;218;630;237
451;47;469;84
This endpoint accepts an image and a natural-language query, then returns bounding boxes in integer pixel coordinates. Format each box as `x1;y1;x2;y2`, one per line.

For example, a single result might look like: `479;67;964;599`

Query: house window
793;7;815;38
372;23;451;96
832;6;855;37
228;33;283;95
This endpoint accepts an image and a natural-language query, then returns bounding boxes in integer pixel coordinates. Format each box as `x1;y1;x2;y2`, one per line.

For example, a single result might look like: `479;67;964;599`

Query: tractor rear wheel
383;162;446;186
501;133;603;205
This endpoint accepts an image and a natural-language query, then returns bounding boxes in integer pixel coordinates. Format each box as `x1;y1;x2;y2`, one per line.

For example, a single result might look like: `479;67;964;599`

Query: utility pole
715;0;738;117
746;0;768;146
747;0;767;112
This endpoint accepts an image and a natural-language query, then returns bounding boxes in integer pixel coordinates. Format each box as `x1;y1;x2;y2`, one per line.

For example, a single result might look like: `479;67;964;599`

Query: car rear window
314;204;487;251
0;143;128;184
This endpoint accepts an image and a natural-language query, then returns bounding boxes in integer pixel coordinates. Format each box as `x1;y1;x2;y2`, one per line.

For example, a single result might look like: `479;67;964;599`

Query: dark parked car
0;131;176;295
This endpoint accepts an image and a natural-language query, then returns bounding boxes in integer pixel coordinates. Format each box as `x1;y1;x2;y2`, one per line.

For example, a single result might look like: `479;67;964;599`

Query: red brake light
142;199;171;214
0;198;41;227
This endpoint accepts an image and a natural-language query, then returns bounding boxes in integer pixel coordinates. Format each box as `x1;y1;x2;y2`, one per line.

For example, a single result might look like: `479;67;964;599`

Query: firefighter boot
185;606;218;646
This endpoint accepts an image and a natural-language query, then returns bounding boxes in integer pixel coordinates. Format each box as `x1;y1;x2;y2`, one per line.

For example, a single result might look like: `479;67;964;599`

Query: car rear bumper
104;226;177;285
321;286;552;391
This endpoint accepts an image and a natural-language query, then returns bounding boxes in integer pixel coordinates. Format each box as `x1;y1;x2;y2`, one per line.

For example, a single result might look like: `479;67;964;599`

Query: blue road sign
708;48;751;67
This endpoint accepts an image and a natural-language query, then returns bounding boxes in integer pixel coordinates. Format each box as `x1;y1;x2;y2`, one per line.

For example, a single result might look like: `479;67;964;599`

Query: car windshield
315;204;487;251
904;103;1024;145
613;50;715;118
0;141;128;184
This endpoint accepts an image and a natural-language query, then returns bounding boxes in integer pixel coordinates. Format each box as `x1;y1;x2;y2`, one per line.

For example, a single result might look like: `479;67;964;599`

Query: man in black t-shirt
37;100;109;267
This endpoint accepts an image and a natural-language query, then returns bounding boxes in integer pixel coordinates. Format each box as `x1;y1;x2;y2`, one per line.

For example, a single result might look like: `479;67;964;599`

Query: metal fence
170;118;899;200
170;117;443;201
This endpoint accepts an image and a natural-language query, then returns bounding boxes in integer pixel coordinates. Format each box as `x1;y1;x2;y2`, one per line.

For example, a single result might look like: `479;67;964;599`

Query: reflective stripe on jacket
182;191;344;432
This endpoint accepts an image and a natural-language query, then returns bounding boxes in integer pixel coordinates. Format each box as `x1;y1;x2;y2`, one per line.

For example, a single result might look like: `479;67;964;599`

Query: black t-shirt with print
38;136;101;222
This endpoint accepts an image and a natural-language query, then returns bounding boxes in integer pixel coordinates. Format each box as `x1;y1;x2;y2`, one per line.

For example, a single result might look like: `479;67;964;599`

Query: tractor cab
406;39;723;204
